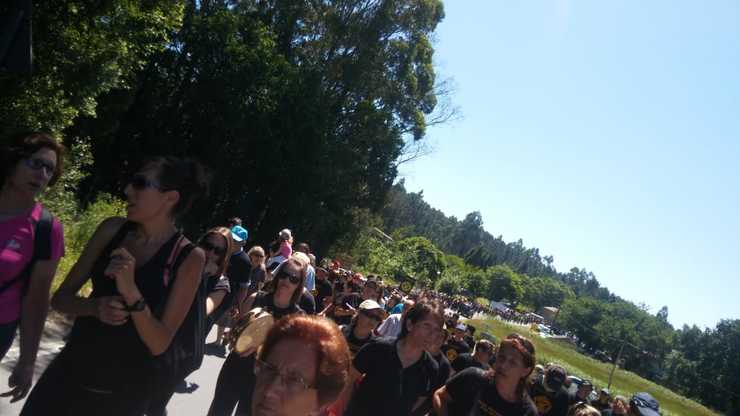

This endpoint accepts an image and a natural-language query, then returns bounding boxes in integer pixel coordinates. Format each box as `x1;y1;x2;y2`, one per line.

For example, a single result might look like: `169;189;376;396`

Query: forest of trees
1;1;737;414
362;182;739;414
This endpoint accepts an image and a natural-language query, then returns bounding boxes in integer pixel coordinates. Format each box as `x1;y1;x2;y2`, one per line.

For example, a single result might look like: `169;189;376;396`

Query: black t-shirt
247;263;266;292
452;353;485;373
316;278;333;304
227;251;251;291
446;368;538;416
411;352;452;416
529;380;570;416
346;337;439;416
341;323;375;356
442;338;471;363
299;289;316;314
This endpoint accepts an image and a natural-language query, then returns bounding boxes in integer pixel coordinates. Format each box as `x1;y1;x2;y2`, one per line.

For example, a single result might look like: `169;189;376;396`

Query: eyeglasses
24;157;56;177
360;309;383;323
128;174;164;191
275;269;301;284
255;359;314;393
200;240;227;256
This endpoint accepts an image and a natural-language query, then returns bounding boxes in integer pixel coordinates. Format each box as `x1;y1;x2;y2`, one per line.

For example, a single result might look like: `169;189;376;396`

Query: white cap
359;300;383;311
455;323;467;331
279;228;292;240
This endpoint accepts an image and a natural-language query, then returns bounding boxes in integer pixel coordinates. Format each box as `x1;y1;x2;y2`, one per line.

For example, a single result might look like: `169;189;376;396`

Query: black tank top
63;221;184;390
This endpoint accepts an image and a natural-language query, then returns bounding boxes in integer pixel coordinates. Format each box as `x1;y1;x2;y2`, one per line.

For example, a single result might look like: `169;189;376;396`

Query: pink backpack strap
163;234;186;287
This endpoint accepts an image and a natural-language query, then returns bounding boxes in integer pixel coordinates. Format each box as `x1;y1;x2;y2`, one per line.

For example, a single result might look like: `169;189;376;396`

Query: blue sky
402;0;740;329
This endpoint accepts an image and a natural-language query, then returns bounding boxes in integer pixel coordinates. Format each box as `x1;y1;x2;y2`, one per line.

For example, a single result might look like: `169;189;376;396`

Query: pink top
279;240;292;259
0;203;64;324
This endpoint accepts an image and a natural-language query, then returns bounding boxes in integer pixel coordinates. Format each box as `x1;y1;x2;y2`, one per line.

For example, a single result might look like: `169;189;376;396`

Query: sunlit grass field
466;317;718;416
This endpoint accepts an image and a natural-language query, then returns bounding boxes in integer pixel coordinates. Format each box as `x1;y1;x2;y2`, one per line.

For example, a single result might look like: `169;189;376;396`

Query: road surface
0;314;231;416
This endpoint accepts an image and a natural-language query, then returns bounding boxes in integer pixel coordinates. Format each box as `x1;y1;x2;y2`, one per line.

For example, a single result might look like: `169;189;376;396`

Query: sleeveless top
62;222;185;391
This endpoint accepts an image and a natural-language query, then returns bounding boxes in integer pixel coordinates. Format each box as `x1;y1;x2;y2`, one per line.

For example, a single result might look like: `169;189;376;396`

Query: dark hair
257;315;351;406
269;240;281;255
499;333;536;402
399;299;444;339
1;131;65;187
264;257;308;305
142;156;210;219
227;217;242;227
295;242;310;254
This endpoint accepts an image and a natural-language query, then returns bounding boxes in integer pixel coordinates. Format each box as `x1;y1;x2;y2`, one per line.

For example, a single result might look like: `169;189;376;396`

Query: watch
125;298;147;312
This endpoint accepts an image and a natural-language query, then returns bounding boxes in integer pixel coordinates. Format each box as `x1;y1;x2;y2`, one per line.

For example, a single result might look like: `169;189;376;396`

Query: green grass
467;317;718;416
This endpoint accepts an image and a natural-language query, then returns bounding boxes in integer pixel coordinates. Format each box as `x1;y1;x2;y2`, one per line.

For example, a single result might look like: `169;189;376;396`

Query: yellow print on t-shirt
446;348;459;362
478;399;503;416
533;395;552;414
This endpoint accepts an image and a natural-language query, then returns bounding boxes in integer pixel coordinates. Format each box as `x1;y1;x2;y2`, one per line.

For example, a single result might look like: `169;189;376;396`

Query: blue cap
231;225;248;242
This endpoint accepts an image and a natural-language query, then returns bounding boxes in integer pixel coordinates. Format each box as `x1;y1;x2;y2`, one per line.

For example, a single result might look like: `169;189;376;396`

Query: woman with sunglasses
252;314;351;416
208;256;308;416
0;132;65;403
340;299;385;356
147;226;234;415
21;157;209;416
433;333;538;416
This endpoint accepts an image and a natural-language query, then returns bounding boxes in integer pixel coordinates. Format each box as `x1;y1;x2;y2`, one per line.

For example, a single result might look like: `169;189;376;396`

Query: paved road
0;315;230;416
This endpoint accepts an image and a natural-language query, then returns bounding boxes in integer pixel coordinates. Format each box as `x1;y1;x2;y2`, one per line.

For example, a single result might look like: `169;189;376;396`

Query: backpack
154;235;206;379
0;207;53;296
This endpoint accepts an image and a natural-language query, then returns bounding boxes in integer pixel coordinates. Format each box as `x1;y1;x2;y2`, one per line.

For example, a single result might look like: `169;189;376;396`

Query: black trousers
21;350;154;416
208;351;256;416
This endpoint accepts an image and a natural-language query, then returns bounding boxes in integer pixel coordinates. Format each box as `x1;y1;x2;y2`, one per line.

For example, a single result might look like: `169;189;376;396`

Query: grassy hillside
466;317;718;416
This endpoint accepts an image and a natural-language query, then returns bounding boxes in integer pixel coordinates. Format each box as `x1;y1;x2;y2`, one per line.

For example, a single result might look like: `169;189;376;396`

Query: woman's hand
0;362;34;403
105;248;137;297
95;296;130;325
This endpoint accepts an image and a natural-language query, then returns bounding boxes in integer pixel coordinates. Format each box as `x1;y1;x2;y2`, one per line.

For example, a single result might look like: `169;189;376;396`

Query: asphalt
0;314;231;416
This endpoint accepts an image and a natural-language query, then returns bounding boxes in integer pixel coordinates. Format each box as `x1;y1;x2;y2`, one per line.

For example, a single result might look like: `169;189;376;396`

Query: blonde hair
247;245;266;260
567;403;601;416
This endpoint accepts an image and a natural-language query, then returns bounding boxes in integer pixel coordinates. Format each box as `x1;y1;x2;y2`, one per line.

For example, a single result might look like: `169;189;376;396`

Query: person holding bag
0;132;65;403
20;156;208;416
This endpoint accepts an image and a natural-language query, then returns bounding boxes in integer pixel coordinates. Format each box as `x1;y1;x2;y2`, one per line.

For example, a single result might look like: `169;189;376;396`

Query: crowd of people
0;132;664;415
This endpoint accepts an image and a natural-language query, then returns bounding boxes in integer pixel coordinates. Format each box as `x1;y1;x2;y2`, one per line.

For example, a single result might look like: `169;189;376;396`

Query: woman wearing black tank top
208;256;308;416
21;157;209;416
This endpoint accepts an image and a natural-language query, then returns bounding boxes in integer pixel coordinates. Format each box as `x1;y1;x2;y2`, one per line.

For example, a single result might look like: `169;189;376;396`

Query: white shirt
377;313;403;338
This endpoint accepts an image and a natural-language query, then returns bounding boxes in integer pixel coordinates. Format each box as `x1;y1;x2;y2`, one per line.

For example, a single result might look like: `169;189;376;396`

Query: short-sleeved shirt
346;337;439;416
227;250;251;290
0;203;64;324
206;274;231;294
299;289;316;314
442;338;471;363
446;368;538;416
377;313;403;338
304;264;315;291
529;380;570;416
248;263;266;292
452;353;485;373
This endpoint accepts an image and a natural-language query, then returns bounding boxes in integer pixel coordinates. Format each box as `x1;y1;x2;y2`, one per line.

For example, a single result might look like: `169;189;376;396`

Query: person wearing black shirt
208;258;307;416
442;323;472;363
340;299;384;356
245;246;266;295
411;321;452;416
315;267;334;305
434;333;538;416
451;339;495;374
529;364;570;416
334;300;444;416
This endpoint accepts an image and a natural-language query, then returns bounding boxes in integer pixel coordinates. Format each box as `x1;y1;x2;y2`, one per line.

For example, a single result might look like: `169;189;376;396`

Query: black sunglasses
275;269;301;284
128;174;164;191
200;240;227;256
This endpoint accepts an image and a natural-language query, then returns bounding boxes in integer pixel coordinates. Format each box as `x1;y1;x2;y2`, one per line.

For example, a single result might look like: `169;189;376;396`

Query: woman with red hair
251;314;351;416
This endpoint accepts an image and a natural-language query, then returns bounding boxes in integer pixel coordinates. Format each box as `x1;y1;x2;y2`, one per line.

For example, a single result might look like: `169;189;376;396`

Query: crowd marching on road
0;133;663;415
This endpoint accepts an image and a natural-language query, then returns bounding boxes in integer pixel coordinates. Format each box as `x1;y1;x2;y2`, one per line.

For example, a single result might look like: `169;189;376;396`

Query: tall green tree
0;1;184;135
